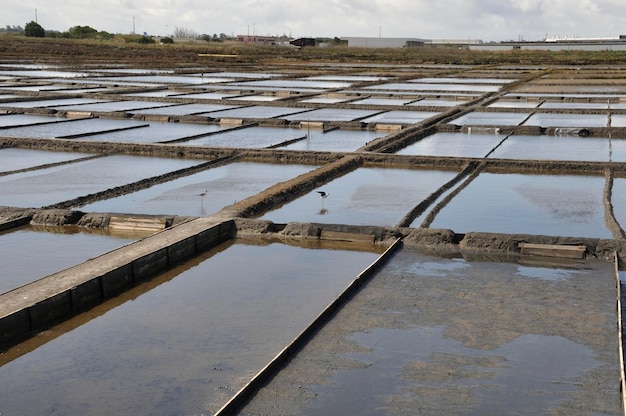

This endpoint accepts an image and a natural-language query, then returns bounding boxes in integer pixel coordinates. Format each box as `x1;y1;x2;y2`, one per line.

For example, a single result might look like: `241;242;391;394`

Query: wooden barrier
518;242;586;259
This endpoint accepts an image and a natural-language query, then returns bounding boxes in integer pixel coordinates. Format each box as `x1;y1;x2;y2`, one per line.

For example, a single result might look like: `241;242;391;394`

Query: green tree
69;25;98;39
24;21;45;37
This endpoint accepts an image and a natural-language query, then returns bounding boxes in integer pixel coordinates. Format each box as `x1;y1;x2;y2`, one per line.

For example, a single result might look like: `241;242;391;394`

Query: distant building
341;37;425;48
236;35;276;45
471;36;626;52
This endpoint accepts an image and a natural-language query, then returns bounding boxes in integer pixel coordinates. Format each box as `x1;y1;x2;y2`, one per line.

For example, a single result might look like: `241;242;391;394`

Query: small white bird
317;191;328;199
198;189;208;198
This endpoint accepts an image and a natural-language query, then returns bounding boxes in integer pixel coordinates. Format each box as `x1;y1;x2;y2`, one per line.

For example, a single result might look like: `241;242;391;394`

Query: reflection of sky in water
0;241;379;416
449;111;530;126
523;113;609;128
426;172;610;238
0;148;94;172
81;162;316;217
75;121;225;143
0;155;203;208
185;126;305;148
396;132;505;158
0;117;149;138
492;135;620;162
280;129;385;152
306;326;601;416
516;265;580;281
0;225;137;294
261;167;457;227
0;113;71;128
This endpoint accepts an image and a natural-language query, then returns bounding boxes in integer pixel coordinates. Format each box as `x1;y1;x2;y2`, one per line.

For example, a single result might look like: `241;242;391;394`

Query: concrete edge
0;218;236;350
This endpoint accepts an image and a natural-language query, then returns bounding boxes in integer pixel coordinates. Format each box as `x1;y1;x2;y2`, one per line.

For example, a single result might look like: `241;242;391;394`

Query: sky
4;0;626;42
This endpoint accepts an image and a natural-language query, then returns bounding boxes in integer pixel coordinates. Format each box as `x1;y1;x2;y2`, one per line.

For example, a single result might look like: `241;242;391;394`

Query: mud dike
1;60;625;415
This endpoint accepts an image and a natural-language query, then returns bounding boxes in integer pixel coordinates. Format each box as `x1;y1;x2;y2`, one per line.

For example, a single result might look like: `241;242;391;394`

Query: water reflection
0;239;382;415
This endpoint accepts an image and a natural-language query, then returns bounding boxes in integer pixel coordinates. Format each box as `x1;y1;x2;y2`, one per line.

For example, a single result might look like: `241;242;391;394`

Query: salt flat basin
0;98;105;108
487;99;541;109
52;100;175;113
95;75;235;84
280;129;386;152
282;108;379;122
79;162;316;216
261;167;458;227
425;172;611;238
184;126;306;148
0;148;95;172
523;113;610;128
198;105;309;119
367;82;501;93
491;135;618;162
449;111;530;126
407;98;469;107
0;117;150;139
0;238;383;415
123;90;188;98
350;97;416;106
361;110;441;125
0;70;89;78
413;77;516;84
0;225;138;295
74;121;226;143
396;132;505;158
230;79;353;89
131;103;239;116
0;113;70;128
240;248;619;415
0;155;204;208
171;91;238;100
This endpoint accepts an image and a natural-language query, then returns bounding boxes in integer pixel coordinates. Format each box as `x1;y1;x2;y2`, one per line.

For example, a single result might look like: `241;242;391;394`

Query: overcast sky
4;0;626;42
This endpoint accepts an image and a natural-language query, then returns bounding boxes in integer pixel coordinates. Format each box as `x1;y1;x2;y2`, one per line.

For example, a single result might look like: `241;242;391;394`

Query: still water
0;155;204;208
0;225;138;294
261;167;458;226
79;162;316;216
0;239;382;415
426;172;611;238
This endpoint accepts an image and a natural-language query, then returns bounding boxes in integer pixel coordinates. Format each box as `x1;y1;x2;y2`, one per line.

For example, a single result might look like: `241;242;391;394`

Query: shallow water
0;98;104;108
184;126;306;148
449;111;530;126
131;102;238;116
261;167;458;226
0;225;138;294
279;129;386;152
0;117;150;139
0;155;204;208
523;113;609;128
53;100;175;113
426;172;611;238
79;162;316;216
198;105;309;119
0;148;95;172
243;249;618;416
231;79;352;89
0;239;382;416
491;135;615;161
396;132;505;158
0;113;68;128
75;121;225;143
361;110;440;125
282;108;379;122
